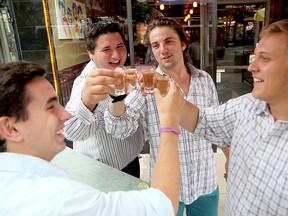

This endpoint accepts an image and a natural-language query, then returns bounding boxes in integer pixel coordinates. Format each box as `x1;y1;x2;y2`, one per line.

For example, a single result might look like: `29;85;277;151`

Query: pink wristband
159;127;181;135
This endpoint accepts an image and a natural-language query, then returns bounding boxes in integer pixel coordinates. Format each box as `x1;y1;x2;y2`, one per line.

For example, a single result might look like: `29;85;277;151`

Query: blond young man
174;19;288;216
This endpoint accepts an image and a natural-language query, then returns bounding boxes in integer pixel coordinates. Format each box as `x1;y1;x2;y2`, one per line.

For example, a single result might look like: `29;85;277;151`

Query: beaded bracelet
159;127;181;135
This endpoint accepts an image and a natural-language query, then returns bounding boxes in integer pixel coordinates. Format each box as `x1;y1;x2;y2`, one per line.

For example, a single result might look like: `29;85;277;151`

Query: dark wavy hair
84;21;126;54
0;61;46;152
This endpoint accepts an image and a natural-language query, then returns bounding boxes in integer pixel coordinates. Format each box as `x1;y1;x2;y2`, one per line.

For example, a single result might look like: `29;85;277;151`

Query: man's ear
0;117;23;143
182;43;187;51
87;50;93;60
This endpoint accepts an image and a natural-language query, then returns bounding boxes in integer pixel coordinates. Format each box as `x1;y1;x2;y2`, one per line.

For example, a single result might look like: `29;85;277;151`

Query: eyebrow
46;96;58;105
164;37;174;41
151;37;174;45
256;51;271;56
102;42;125;49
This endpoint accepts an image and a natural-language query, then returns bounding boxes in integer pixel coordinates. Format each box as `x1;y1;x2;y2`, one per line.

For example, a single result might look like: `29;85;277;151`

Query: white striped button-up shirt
196;93;288;215
105;64;219;204
64;60;144;170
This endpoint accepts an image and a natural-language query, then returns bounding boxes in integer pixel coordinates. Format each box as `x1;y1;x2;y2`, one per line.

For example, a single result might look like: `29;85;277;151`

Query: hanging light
184;14;191;22
193;1;198;8
160;4;165;10
190;9;194;14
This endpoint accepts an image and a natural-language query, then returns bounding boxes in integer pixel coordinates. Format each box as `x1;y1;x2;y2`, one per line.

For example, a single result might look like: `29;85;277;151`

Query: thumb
153;88;161;101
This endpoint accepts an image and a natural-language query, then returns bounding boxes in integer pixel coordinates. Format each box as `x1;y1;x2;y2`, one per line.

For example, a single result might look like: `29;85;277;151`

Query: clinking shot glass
142;69;156;94
125;68;137;93
114;71;126;96
156;73;170;96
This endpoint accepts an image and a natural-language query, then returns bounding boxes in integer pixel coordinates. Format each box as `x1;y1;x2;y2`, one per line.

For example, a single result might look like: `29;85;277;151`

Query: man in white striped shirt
177;19;288;216
64;21;144;178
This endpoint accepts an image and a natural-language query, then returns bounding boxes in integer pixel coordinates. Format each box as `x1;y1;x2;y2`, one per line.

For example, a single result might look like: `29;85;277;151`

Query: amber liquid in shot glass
156;74;170;96
114;72;126;96
125;69;137;93
142;69;155;94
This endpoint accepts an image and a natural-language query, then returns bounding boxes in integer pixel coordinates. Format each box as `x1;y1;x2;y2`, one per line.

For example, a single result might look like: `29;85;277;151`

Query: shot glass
156;74;170;96
142;69;155;94
114;71;126;96
125;68;137;93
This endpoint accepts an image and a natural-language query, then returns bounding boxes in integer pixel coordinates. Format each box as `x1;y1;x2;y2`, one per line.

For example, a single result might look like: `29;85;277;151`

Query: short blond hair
260;19;288;54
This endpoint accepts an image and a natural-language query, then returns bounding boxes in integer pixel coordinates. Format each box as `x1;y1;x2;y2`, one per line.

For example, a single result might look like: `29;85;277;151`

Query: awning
254;8;265;22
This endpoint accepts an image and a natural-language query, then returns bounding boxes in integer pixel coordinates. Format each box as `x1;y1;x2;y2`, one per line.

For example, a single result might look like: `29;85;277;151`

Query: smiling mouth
253;78;263;83
109;60;121;65
57;129;64;135
161;56;172;61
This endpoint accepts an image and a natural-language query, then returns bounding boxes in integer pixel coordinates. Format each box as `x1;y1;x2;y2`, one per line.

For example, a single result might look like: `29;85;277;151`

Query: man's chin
57;140;67;151
252;91;266;102
252;91;259;99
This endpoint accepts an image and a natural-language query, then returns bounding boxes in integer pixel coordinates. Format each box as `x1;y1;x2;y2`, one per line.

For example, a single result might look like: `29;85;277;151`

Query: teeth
57;129;64;135
110;60;120;64
253;78;262;82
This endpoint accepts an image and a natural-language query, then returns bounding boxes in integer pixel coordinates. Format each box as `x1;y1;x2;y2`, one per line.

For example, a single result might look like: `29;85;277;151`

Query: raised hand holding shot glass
154;81;185;129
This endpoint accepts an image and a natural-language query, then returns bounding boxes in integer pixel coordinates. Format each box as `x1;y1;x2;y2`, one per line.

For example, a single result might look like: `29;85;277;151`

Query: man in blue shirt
0;61;185;215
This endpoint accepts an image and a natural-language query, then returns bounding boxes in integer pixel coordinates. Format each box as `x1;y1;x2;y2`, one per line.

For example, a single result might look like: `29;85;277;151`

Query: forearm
219;146;230;181
220;146;230;160
108;98;125;116
151;82;186;214
64;100;103;141
105;100;141;138
64;115;99;141
151;131;179;215
105;93;145;138
180;101;199;133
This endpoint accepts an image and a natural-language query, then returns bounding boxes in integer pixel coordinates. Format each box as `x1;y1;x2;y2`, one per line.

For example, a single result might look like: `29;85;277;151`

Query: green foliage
131;0;152;23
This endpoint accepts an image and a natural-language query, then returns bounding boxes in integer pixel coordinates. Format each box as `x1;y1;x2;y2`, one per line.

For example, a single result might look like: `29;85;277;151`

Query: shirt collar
90;59;97;69
155;63;200;78
254;98;288;124
254;100;269;115
187;63;200;78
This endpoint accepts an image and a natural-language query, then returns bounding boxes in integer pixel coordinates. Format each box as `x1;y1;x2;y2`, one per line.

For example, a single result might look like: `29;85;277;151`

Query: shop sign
225;4;257;9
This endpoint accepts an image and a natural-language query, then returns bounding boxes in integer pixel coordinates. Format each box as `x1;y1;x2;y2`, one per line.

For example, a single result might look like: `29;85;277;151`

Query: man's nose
111;49;121;58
